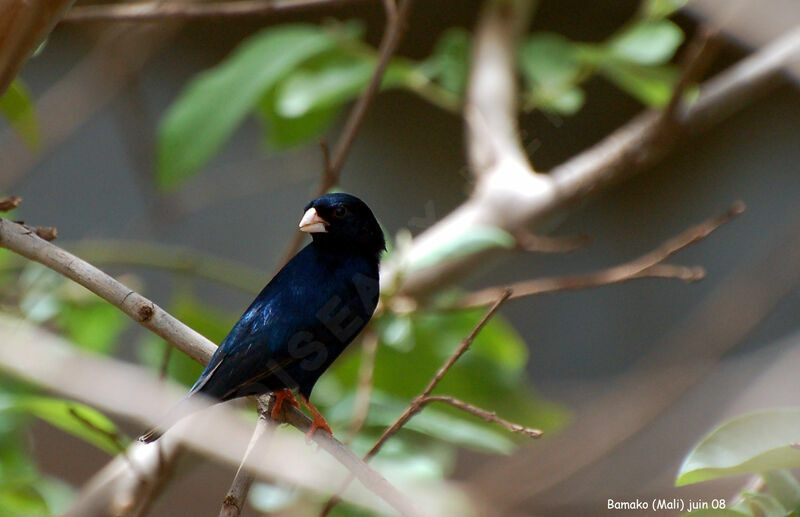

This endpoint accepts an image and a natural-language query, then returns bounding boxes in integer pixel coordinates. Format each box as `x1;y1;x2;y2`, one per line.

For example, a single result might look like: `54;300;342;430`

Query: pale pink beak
299;207;328;233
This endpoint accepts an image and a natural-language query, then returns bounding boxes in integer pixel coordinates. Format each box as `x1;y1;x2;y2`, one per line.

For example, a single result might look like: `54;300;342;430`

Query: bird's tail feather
137;394;199;443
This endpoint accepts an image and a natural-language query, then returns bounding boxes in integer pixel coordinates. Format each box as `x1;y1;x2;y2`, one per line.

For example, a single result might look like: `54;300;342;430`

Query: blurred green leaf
764;470;800;513
248;483;298;513
139;295;235;386
600;61;678;107
520;33;583;88
56;301;128;355
275;58;411;119
0;395;126;455
641;0;689;19
742;492;788;517
418;28;471;95
677;409;800;486
257;89;339;149
156;25;343;190
608;20;684;65
519;33;587;114
407;226;515;272
0;79;40;150
0;484;49;517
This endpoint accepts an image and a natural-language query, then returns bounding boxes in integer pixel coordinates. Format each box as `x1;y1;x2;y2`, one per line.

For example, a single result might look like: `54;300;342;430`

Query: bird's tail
137;394;199;443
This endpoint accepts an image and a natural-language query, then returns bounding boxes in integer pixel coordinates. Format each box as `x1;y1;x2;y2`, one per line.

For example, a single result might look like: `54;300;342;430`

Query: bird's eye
333;205;348;218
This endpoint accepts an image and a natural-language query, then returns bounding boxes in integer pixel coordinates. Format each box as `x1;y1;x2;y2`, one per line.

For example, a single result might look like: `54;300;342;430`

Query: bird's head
299;193;386;259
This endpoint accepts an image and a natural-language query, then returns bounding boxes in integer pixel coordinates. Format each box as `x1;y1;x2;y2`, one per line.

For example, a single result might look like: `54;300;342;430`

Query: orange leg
271;389;299;420
298;393;333;442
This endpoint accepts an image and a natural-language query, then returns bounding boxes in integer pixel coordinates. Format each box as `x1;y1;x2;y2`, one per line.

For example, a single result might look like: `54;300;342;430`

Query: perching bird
140;193;385;442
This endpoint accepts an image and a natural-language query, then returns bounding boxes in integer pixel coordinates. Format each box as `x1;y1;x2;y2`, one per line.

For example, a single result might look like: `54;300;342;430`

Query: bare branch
448;202;745;309
219;398;276;517
63;0;369;23
420;395;542;439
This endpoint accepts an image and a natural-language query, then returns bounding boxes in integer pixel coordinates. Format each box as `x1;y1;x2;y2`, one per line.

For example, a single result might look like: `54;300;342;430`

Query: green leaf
407;226;515;272
0;395;126;455
742;492;788;517
677;409;800;486
0;485;49;517
519;33;587;114
276;58;411;118
600;61;678;107
641;0;689;19
608;20;684;65
418;28;471;95
56;301;128;355
256;89;340;149
248;483;298;513
0;79;40;150
519;33;583;89
156;25;342;190
763;470;800;513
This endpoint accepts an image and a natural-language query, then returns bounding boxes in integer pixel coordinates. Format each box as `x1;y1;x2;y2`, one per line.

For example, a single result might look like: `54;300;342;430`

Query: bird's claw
271;389;299;420
305;416;332;444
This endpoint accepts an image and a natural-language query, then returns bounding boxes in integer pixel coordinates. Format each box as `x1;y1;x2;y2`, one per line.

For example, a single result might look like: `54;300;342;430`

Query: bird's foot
298;394;332;443
271;389;299;420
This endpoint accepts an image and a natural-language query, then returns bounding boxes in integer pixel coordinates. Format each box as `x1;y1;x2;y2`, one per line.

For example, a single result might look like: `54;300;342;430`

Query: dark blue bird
140;193;385;442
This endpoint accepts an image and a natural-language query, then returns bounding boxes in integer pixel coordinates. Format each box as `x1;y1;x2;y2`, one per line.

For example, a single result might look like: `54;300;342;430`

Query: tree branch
446;201;744;309
0;217;423;517
420;395;542;439
219;398;276;517
63;0;370;23
388;25;800;299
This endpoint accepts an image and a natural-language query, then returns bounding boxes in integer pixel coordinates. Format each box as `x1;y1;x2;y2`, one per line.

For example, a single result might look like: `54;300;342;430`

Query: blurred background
2;0;800;515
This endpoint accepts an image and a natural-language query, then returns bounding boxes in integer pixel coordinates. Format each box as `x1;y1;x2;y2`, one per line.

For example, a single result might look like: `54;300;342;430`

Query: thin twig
347;329;380;440
447;202;745;309
658;25;722;130
276;0;415;266
219;397;276;517
513;230;590;253
320;290;511;516
63;0;370;23
420;395;542;438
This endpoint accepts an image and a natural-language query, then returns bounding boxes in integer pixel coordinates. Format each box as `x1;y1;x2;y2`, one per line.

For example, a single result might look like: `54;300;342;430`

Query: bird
140;193;385;443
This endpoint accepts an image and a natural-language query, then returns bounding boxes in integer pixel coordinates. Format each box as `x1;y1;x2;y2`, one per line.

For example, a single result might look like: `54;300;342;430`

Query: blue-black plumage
140;193;384;442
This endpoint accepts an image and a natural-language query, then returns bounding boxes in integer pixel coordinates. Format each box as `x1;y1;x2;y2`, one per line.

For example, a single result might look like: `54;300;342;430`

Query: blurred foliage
156;1;687;189
678;410;800;516
0;79;40;150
